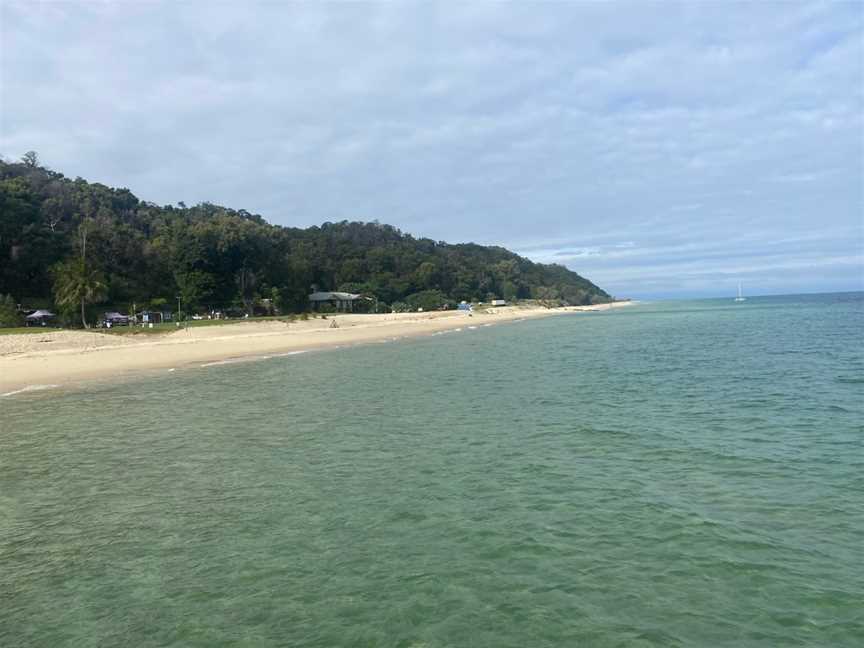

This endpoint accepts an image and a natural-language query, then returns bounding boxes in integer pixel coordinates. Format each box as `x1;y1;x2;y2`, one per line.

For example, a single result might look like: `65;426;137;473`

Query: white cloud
0;0;861;297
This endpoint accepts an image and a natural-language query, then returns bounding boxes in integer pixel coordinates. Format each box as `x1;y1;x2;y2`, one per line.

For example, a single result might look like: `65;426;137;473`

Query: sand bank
0;303;631;394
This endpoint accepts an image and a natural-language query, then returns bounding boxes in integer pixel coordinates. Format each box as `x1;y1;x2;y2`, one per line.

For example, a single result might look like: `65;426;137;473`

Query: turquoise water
2;293;862;647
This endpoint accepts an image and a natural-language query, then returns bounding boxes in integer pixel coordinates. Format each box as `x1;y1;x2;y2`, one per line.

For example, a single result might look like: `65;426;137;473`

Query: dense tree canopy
0;156;611;321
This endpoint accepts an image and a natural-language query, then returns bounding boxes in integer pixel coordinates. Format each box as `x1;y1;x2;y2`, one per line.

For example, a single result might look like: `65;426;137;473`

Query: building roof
26;309;55;319
308;291;363;301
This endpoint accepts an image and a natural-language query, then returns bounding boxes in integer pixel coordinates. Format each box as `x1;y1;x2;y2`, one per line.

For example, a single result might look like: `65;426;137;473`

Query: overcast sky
2;1;862;298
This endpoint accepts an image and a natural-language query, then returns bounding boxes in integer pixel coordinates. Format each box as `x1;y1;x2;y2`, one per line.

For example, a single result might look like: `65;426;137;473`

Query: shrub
0;294;23;327
405;290;448;312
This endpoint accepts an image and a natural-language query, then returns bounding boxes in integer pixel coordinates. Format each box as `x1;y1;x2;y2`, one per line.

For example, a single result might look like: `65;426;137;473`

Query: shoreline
0;303;632;395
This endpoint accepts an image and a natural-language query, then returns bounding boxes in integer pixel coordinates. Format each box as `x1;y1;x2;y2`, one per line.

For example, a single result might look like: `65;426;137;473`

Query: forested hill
0;156;611;317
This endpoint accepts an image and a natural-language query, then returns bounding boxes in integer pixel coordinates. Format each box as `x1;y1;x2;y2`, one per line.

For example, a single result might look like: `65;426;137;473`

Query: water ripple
1;295;862;647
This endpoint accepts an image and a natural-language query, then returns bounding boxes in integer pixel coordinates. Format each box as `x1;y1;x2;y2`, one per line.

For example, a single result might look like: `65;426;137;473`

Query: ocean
2;293;862;647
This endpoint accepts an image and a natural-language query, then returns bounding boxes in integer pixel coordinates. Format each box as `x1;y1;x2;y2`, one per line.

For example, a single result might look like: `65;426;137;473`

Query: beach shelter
25;309;55;326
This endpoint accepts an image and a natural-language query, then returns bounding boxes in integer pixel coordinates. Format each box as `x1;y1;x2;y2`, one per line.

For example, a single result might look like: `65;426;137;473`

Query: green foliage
174;270;215;310
405;289;449;312
0;294;23;327
269;287;283;315
0;158;612;313
51;257;107;328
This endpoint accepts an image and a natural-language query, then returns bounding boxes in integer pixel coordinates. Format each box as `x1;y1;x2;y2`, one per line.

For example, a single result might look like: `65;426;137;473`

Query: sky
1;1;862;299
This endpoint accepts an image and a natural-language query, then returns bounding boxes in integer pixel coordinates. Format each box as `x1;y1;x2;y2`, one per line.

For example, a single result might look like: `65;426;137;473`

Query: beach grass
95;315;299;336
2;314;326;338
0;327;64;335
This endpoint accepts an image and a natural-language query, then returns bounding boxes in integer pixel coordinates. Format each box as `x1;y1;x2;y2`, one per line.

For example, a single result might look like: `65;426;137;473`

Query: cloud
1;0;861;297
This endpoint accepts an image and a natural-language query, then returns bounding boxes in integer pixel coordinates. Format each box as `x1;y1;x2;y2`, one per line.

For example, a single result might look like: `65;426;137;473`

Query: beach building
308;291;367;312
25;309;55;326
491;299;507;307
136;310;173;324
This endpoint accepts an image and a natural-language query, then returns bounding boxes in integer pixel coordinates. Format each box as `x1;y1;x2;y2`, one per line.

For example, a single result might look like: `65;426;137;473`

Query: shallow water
2;293;863;647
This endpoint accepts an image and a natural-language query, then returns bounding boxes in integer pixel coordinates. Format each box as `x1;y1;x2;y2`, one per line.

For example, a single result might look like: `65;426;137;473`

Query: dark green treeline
0;154;611;321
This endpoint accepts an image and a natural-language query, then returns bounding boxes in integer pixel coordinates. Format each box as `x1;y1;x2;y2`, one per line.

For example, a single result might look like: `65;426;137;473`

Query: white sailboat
734;282;746;302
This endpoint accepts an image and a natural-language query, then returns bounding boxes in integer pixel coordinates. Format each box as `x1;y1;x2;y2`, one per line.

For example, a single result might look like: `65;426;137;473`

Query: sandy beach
0;303;631;394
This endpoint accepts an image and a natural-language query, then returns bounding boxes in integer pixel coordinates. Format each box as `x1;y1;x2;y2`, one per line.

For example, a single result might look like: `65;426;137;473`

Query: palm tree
51;221;106;328
52;258;107;328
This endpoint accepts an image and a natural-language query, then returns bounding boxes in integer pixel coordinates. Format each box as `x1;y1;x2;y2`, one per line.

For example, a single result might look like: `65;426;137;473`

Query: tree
51;222;107;327
413;261;439;290
406;289;448;312
52;257;107;327
533;286;560;308
21;151;39;168
174;270;215;312
0;159;613;316
500;280;519;302
236;265;257;315
0;294;23;327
